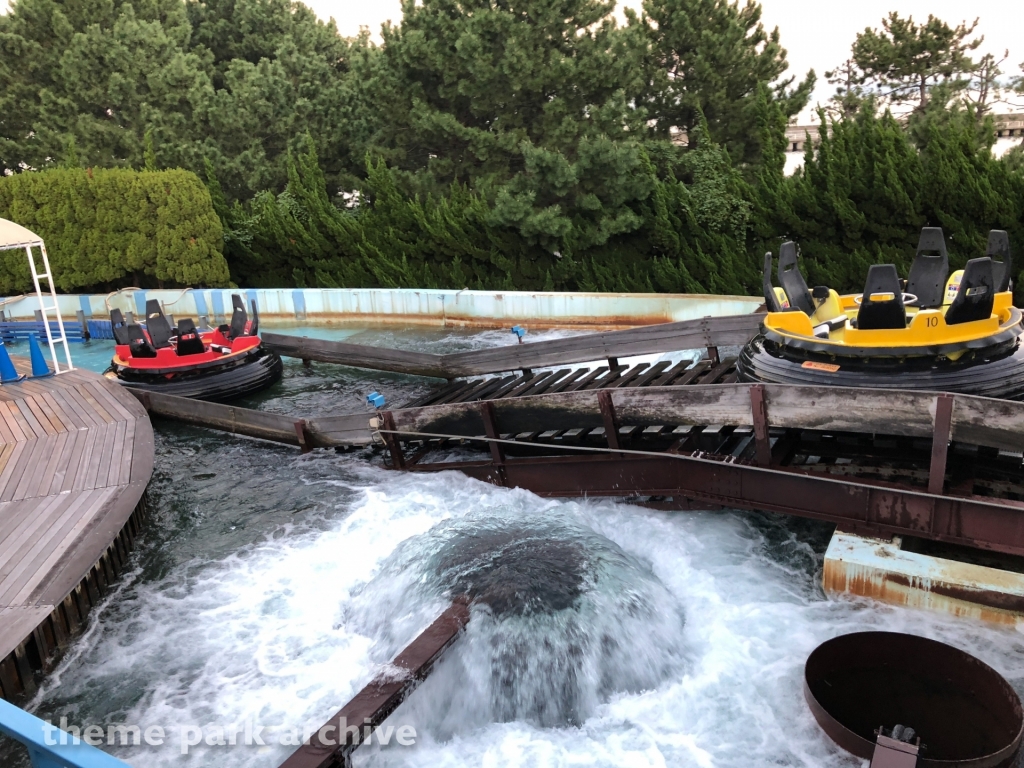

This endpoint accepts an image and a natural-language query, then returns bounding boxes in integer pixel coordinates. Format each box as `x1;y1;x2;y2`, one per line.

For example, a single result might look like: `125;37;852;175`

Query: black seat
907;227;949;308
945;257;995;325
249;299;260;336
227;294;247;340
110;308;131;345
777;241;815;314
857;265;907;330
126;324;157;358
145;299;174;349
987;230;1013;293
762;252;784;312
175;318;206;356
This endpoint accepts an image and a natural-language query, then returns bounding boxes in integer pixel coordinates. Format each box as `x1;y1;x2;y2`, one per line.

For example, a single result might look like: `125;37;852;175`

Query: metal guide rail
401;349;735;409
373;382;1024;558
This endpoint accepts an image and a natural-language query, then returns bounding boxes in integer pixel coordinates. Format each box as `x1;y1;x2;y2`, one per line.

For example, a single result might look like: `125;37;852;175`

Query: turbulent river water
6;326;1024;768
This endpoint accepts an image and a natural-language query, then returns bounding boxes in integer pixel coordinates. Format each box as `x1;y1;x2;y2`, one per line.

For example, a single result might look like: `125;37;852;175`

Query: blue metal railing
0;320;114;344
0;698;131;768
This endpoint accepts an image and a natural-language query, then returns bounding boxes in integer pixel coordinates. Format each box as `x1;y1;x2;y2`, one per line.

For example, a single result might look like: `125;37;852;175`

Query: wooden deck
0;358;153;700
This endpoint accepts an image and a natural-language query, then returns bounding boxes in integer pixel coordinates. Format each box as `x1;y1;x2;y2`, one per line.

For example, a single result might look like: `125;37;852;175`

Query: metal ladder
27;242;73;373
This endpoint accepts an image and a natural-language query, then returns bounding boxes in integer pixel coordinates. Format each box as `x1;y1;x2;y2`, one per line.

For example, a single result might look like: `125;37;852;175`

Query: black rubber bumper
736;335;1024;401
112;346;284;402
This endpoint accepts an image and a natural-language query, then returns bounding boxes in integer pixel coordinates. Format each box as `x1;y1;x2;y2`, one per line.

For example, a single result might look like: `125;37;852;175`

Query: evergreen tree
0;0;210;171
636;0;814;166
369;0;652;255
0;167;229;291
850;13;982;112
185;0;378;199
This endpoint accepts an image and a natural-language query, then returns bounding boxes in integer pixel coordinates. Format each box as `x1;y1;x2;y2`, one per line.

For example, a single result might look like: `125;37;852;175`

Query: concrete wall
0;288;763;329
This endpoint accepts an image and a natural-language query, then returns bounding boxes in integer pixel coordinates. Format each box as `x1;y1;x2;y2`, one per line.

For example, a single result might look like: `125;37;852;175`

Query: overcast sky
309;0;1023;120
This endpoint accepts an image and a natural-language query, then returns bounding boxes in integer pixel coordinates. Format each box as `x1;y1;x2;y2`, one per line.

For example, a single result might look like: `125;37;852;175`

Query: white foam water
20;450;1024;768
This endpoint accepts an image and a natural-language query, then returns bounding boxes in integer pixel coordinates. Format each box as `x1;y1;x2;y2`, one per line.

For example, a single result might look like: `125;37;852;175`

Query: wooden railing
263;313;766;379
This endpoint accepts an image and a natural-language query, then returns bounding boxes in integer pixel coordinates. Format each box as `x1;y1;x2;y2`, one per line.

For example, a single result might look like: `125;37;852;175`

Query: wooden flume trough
132;313;1024;558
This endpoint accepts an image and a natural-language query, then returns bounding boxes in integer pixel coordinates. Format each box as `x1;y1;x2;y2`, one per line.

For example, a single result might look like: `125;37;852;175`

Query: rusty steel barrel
804;632;1023;767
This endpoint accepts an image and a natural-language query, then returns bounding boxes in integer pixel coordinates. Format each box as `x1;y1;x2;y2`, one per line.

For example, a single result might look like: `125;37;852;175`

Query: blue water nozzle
510;325;527;340
367;392;386;409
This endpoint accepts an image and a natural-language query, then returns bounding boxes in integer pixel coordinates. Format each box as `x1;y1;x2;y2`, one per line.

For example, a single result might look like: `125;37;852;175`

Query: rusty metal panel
823;532;1024;624
804;631;1023;767
407;453;1024;557
280;599;470;768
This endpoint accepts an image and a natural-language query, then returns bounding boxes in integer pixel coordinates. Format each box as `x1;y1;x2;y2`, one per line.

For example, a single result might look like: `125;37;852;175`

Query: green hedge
0;168;230;293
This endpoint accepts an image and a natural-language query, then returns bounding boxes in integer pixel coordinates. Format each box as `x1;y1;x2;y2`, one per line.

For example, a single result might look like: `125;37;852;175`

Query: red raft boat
105;294;283;401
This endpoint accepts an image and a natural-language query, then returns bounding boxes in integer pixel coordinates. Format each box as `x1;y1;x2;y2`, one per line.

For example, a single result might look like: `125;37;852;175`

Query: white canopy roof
0;218;44;251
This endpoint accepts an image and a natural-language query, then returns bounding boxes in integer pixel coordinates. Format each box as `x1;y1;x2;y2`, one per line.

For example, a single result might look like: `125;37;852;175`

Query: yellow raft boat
737;228;1024;399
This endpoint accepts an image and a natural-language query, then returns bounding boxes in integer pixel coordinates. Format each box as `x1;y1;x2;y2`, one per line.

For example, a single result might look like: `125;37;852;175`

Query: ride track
126;313;1024;565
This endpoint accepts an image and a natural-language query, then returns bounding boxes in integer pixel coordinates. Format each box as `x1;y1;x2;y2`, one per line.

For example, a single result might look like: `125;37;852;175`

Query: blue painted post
192;290;209;318
292;290;306;321
0;698;132;768
211;292;225;325
77;296;92;318
132;291;147;319
246;289;258;313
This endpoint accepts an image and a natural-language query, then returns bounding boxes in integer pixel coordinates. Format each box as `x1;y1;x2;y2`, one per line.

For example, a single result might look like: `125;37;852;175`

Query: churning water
8;326;1024;767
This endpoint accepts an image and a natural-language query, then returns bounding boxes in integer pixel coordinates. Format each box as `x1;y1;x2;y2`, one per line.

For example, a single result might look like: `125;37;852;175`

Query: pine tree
637;0;814;166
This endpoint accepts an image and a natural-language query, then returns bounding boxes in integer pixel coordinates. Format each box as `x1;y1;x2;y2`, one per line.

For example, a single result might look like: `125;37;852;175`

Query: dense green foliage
0;167;229;292
1;0;1022;296
766;109;1024;299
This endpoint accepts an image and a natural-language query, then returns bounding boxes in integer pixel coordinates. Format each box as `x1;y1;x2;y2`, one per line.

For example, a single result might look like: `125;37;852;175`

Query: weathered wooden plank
0;401;29;442
0;492;99;607
757;386;936;437
75;385;116;424
46;390;89;431
15;490;119;606
262;332;448;378
84;422;117;491
119;419;137;486
35;485;143;606
60;386;105;427
441;313;764;376
71;420;106;492
84;380;136;423
0;495;75;601
31;431;69;500
0;406;16;444
48;429;81;496
127;388;302;445
267;314;761;380
304;413;373;447
545;368;588;393
950;395;1024;453
129;416;154;485
13;399;48;438
23;396;61;435
388;383;1024;455
105;419;128;488
34;392;73;433
3;434;51;502
0;606;53;671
